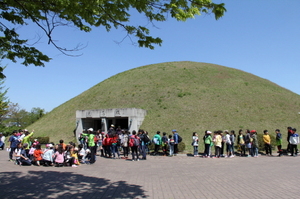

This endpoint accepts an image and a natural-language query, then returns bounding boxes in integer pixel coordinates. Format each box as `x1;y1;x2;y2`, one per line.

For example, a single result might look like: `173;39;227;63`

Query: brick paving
0;150;300;199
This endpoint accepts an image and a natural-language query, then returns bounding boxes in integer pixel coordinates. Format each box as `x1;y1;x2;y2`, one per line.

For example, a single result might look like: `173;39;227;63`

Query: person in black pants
287;127;292;153
8;130;20;161
172;130;179;155
289;128;299;157
263;130;272;156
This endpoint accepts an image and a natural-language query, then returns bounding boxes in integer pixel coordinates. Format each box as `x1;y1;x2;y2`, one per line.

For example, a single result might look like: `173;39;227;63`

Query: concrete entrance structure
75;108;147;136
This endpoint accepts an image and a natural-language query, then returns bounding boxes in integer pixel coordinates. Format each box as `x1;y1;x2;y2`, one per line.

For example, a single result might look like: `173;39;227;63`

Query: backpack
140;134;150;144
94;135;99;143
130;136;140;147
169;139;175;146
153;137;159;145
177;135;182;143
144;135;150;143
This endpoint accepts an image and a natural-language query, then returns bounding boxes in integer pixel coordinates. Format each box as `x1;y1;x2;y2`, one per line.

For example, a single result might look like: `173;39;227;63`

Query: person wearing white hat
203;131;213;158
82;128;96;164
43;144;54;166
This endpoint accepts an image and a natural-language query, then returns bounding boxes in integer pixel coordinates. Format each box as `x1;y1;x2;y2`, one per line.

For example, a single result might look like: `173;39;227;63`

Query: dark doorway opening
93;119;102;131
115;118;129;129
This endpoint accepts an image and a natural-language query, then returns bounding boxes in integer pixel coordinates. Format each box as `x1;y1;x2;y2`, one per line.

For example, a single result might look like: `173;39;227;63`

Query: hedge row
29;137;50;144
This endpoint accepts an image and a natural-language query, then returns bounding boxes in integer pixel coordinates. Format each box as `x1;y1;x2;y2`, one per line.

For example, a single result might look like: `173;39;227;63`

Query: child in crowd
111;133;120;159
129;130;139;161
98;131;104;157
33;144;44;166
245;129;252;157
64;145;75;167
85;148;91;163
102;134;111;158
120;130;129;159
213;131;222;158
276;129;283;157
15;143;32;166
250;130;258;157
71;147;80;167
78;144;86;163
59;139;67;150
43;144;54;166
192;132;199;157
220;131;225;157
14;143;23;165
203;131;213;158
144;131;151;155
224;130;232;158
289;128;299;157
54;145;64;167
168;134;174;157
162;132;168;156
237;130;246;156
32;139;40;147
230;130;235;155
28;144;36;161
78;133;86;149
263;130;272;156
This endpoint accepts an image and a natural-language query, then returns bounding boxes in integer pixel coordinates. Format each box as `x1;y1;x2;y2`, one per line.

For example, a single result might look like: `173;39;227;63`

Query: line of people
193;127;299;158
4;126;299;167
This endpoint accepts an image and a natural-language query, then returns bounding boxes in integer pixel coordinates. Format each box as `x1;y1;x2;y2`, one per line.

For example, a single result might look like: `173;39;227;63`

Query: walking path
0;150;299;199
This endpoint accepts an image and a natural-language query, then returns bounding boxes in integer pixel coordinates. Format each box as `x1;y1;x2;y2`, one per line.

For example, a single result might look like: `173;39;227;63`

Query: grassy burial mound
27;61;300;151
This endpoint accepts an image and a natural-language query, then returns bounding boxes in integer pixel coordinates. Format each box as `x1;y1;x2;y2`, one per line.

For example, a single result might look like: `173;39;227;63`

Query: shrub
30;137;50;144
178;141;186;152
148;142;155;151
147;141;186;153
257;133;276;151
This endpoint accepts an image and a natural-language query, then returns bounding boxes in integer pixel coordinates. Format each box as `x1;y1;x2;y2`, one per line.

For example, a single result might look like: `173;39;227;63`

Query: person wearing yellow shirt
263;130;272;156
213;131;222;158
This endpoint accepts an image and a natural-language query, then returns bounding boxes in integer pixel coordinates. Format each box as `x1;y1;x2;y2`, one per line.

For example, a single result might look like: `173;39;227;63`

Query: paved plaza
0;150;299;199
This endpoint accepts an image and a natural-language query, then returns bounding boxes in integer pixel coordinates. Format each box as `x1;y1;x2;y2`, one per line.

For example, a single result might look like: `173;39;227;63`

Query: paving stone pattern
0;151;299;199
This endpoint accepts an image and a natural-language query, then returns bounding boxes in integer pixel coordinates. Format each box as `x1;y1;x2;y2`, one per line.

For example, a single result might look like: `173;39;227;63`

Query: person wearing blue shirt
8;130;20;161
172;129;179;156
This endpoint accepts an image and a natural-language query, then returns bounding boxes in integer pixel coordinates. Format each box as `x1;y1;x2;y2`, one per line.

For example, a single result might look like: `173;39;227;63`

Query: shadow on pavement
0;170;148;199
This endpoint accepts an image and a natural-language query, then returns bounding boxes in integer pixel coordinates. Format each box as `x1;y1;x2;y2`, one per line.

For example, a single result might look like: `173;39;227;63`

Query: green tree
28;107;46;124
0;0;226;76
0;64;9;130
4;102;24;127
4;103;46;128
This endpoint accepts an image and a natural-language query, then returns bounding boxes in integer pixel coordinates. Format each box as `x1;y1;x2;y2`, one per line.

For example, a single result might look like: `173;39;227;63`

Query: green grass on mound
27;61;300;152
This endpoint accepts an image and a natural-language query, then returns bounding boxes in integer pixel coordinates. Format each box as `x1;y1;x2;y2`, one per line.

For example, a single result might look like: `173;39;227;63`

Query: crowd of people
2;126;299;167
4;129;85;167
78;126;182;161
192;127;299;158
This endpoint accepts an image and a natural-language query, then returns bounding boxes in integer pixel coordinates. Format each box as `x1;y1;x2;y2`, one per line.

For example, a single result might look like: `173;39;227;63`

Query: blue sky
2;0;300;112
